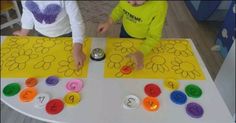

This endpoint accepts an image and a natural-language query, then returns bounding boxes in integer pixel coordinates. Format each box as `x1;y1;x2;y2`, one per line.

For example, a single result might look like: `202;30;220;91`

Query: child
98;0;167;70
13;1;85;70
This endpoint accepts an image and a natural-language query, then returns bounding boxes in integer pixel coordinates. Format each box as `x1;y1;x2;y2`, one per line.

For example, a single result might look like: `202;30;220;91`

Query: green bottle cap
185;84;202;98
3;83;21;97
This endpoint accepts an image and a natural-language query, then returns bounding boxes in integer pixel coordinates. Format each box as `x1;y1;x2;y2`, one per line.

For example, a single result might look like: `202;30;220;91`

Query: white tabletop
1;37;233;123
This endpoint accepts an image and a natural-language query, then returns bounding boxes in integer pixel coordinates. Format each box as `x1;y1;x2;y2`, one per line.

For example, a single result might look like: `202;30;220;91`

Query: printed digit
38;96;45;103
127;98;135;107
69;95;74;102
168;81;174;89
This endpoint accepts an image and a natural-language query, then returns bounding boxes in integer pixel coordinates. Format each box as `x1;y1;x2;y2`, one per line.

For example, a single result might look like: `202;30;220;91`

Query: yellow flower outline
107;54;124;69
171;57;200;79
152;42;165;54
145;55;169;73
33;38;61;54
58;56;82;77
113;40;136;54
5;49;38;71
34;55;56;70
165;41;193;57
7;37;29;48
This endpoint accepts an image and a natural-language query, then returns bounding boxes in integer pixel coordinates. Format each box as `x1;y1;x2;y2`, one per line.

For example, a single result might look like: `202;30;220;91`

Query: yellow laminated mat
1;36;91;78
104;38;205;80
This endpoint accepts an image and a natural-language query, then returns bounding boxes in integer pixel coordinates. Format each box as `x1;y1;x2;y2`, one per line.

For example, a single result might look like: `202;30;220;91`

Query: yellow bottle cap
163;79;180;91
63;92;80;106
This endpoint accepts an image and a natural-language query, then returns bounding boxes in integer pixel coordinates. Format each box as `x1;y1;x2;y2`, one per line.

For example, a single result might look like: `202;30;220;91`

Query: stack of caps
185;84;204;118
63;79;84;106
143;83;161;112
19;77;38;102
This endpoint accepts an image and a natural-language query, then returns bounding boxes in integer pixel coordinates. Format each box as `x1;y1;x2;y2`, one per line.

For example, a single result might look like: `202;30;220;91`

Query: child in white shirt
13;1;85;70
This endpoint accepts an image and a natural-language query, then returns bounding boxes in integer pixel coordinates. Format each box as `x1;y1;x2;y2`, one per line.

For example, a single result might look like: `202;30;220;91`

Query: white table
1;37;233;123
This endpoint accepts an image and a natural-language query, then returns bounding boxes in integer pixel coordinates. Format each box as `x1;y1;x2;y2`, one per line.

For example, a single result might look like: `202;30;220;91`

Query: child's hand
13;29;30;36
73;43;86;70
97;22;111;34
127;51;144;70
97;17;113;34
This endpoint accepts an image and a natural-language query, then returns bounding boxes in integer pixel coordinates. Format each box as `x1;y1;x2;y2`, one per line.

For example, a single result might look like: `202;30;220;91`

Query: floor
1;1;224;123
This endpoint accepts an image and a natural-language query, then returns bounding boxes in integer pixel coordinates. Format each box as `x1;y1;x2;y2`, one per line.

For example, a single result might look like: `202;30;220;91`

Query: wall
214;42;235;116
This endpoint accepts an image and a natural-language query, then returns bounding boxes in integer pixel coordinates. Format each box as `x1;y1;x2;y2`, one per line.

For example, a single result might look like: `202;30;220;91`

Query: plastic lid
120;66;133;75
123;95;140;110
19;87;37;102
170;90;187;105
186;102;204;118
185;84;202;98
144;83;161;97
25;77;38;87
34;93;50;109
46;99;64;115
3;83;21;97
46;76;59;86
163;79;179;91
66;79;84;92
63;92;81;106
143;97;160;112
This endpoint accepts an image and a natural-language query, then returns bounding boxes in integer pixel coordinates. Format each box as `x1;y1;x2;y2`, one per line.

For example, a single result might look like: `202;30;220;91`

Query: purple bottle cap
186;102;204;118
46;76;59;86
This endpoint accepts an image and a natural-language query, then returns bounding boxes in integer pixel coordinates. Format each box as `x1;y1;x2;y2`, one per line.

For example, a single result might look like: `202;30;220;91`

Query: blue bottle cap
170;90;187;105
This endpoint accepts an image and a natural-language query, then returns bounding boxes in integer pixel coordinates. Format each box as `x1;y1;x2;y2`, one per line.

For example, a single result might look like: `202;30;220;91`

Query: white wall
215;42;235;117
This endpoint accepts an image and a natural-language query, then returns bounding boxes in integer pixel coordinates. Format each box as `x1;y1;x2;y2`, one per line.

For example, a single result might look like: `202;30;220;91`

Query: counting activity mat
104;38;205;80
1;36;92;78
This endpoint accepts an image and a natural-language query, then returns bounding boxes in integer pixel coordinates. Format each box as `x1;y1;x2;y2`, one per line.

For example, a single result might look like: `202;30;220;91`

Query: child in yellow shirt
98;0;167;69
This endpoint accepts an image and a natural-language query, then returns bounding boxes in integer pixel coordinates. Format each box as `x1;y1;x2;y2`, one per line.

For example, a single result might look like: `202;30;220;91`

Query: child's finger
99;28;103;33
78;61;83;69
97;26;102;32
130;55;143;70
77;62;82;70
97;24;104;33
136;62;144;70
100;27;106;33
75;60;81;70
129;55;138;69
77;59;85;70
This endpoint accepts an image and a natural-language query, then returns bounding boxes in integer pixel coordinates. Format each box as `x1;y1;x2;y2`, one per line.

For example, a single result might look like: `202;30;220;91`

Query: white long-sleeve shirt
21;1;85;43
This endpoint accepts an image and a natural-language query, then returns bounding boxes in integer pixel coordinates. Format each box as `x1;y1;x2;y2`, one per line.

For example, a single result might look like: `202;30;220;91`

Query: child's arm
97;1;124;33
65;1;85;69
97;17;114;34
129;3;168;69
73;43;86;70
138;3;168;56
13;1;34;36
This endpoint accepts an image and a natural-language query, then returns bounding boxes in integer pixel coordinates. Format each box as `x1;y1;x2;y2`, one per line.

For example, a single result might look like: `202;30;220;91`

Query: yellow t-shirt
111;1;168;55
